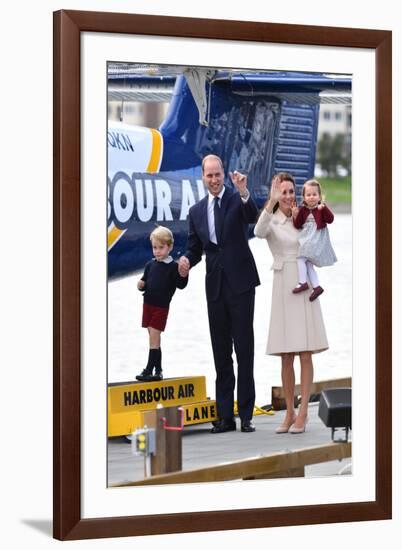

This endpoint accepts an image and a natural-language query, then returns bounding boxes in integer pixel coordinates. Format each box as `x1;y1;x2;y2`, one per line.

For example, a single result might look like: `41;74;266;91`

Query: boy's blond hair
150;226;174;247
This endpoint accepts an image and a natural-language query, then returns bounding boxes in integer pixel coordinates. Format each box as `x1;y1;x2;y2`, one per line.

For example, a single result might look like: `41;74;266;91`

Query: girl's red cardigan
293;204;334;230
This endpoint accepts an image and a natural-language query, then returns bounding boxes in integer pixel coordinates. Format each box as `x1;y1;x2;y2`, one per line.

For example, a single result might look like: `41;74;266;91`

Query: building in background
108;100;169;128
318;104;351;138
108;63;172;127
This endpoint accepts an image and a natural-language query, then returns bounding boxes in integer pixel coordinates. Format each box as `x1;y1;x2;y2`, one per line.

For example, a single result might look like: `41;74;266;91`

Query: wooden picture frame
53;9;392;540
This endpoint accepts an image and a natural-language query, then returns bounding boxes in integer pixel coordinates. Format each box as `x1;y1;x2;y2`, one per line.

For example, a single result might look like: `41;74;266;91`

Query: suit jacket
293;204;334;230
185;186;260;301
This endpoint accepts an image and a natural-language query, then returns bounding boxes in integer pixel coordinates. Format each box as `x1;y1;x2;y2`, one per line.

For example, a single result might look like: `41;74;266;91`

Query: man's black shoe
210;419;236;434
241;420;256;433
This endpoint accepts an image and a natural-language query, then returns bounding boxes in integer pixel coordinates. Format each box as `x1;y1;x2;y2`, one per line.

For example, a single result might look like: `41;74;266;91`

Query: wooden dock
108;402;352;486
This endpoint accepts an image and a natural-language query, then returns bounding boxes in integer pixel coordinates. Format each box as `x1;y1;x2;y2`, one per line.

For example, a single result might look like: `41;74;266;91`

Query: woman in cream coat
254;173;328;434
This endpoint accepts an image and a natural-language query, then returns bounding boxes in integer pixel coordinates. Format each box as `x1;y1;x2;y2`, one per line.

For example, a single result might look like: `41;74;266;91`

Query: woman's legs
278;353;296;428
293;351;314;429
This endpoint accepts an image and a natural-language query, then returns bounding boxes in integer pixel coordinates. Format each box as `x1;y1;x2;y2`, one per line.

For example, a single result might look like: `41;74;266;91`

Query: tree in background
317;133;350;177
339;133;351;175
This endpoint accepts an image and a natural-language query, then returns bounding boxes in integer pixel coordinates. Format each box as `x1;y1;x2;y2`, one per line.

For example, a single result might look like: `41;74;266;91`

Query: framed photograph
53;10;392;540
104;60;354;488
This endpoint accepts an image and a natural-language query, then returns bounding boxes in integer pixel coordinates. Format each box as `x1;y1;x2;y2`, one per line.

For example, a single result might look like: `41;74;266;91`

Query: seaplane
107;64;351;280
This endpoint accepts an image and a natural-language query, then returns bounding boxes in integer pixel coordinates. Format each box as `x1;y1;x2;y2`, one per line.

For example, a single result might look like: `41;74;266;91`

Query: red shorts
142;303;169;331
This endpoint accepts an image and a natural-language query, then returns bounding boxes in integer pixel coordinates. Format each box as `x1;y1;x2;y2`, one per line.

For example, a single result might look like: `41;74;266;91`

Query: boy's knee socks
154;348;162;368
153;348;162;373
148;348;161;367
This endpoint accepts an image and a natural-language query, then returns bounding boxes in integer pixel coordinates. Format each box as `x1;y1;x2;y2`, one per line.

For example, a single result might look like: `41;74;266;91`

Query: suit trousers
207;273;256;421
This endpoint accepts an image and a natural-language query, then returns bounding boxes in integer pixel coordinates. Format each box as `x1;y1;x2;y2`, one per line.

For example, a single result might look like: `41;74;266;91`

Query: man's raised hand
229;170;247;195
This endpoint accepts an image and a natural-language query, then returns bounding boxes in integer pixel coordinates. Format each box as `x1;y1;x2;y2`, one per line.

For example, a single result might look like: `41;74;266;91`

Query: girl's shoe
292;282;309;294
309;286;324;301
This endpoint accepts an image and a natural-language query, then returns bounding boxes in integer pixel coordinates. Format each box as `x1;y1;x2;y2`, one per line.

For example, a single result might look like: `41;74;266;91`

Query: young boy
136;226;188;381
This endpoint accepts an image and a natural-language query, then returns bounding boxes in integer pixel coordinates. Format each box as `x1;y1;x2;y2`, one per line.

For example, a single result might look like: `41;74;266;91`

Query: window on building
323;111;331;120
335;111;342;121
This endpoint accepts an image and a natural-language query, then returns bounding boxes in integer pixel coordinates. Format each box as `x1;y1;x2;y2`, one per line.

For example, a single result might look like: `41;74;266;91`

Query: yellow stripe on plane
146;129;163;172
108;224;126;251
108;128;162;252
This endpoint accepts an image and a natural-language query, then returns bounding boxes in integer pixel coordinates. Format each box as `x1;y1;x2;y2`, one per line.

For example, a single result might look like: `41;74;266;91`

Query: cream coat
254;208;328;355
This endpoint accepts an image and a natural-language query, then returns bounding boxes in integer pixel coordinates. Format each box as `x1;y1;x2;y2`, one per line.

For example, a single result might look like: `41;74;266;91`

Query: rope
233;401;275;417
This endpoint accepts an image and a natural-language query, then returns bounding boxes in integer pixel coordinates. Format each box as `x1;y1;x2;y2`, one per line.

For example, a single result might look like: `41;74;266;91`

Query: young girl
136;226;188;381
292;179;337;302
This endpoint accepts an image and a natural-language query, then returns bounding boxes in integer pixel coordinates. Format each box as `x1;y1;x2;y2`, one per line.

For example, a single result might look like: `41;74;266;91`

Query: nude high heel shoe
289;417;309;434
275;414;296;434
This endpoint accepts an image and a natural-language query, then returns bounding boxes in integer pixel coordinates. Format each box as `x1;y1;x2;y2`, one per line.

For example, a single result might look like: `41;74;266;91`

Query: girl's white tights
297;257;319;288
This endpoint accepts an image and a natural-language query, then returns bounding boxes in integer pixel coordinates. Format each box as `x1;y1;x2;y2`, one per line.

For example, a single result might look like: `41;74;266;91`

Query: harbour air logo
107;174;206;251
123;383;195;406
107;174;206;229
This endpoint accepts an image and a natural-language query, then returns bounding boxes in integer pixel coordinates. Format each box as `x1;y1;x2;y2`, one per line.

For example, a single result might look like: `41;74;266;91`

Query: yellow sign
182;401;218;425
108;409;143;438
109;376;207;412
108;376;210;437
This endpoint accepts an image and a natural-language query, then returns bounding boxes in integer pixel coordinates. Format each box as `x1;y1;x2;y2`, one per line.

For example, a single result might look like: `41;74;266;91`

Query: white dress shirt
207;188;225;244
207;188;249;243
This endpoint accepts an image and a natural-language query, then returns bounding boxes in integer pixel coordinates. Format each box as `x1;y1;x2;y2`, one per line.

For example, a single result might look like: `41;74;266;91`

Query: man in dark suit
178;155;260;433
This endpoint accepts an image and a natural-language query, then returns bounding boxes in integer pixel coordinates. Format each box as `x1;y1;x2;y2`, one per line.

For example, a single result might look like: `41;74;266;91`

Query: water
108;214;352;408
